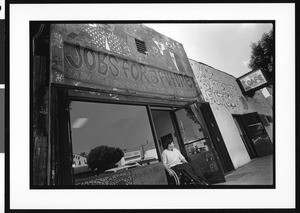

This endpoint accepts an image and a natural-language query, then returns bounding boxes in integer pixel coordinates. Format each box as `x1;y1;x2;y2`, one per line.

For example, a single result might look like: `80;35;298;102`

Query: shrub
87;145;124;173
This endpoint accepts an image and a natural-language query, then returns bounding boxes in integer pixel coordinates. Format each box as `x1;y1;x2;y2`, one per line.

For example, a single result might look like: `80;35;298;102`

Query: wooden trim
199;103;235;173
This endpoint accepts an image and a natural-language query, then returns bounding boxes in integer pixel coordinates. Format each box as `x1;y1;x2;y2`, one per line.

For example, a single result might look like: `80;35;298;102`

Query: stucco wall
246;89;273;142
190;59;273;169
51;24;194;76
50;24;198;101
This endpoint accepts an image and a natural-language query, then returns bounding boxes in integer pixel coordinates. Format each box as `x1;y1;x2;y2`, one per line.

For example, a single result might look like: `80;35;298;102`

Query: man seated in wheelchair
162;139;209;185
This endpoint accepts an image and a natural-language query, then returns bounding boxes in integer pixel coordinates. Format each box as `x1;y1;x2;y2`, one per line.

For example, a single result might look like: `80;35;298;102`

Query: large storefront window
70;101;159;182
151;109;179;154
52;95;226;185
175;103;226;183
175;104;208;154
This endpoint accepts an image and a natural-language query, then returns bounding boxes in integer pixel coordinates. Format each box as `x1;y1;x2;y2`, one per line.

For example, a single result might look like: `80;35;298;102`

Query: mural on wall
151;37;186;74
51;24;194;79
190;60;248;111
80;24;133;58
62;41;197;98
50;24;197;99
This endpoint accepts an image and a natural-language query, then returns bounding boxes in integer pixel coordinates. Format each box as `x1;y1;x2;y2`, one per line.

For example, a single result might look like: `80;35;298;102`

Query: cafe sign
238;70;268;93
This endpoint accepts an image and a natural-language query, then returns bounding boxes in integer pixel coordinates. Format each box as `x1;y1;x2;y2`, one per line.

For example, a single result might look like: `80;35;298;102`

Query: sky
145;23;273;78
70;101;154;154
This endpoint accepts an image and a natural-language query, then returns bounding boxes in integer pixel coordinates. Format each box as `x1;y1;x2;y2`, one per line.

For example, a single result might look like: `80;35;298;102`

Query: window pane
151;110;180;153
175;105;209;155
70;101;158;179
175;104;221;175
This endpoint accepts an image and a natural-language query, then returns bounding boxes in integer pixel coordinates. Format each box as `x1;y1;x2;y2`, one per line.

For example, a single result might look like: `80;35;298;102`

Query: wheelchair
166;168;197;185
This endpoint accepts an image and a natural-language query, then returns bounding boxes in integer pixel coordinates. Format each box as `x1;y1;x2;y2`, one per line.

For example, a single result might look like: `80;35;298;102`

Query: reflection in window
247;123;265;137
175;104;220;174
151;110;180;153
70;101;158;178
175;105;209;156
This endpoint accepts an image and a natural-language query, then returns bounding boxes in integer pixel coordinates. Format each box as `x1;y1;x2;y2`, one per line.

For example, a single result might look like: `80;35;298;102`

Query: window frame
50;83;198;185
69;99;162;176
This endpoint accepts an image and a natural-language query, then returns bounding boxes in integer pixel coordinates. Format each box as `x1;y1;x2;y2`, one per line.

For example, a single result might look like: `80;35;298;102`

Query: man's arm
162;151;174;176
181;158;188;163
175;148;188;163
163;164;174;176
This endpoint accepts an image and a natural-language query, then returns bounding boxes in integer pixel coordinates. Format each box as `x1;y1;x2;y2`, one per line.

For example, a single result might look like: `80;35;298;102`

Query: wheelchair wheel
166;169;180;185
177;171;196;185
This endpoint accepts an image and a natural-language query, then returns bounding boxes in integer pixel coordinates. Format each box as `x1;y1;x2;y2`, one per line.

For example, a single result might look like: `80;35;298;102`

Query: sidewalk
215;154;274;185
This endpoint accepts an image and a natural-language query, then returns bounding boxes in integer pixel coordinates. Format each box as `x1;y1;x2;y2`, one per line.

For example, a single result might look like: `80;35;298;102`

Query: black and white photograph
7;3;295;211
31;22;274;187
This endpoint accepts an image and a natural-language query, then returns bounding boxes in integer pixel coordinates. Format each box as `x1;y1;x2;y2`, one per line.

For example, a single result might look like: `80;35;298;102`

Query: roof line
188;58;237;79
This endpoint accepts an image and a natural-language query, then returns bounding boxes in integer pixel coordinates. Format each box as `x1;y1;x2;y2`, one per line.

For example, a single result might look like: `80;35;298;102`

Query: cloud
72;118;89;129
242;58;250;67
238;23;258;35
240;23;258;29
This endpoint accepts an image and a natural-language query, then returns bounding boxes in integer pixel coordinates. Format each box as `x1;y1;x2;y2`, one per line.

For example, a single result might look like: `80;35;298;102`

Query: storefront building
189;60;273;170
32;23;273;186
32;23;228;186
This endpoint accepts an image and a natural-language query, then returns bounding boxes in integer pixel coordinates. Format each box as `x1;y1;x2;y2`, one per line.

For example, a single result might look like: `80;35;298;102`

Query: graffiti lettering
140;64;151;83
65;43;83;69
108;55;120;77
130;62;140;80
148;69;159;84
122;59;130;78
64;42;196;97
193;62;240;110
83;47;96;72
97;52;108;75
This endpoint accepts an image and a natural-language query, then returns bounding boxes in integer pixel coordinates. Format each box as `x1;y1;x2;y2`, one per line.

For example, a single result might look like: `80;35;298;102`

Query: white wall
73;154;87;167
190;59;273;169
246;90;273;142
212;107;251;168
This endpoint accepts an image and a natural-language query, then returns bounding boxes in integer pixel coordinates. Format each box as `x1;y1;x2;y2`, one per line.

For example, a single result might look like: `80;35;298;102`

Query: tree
79;152;88;158
248;29;274;84
87;145;124;173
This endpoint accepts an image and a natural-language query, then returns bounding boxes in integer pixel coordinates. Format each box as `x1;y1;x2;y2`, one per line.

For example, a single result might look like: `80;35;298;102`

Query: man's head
163;139;175;150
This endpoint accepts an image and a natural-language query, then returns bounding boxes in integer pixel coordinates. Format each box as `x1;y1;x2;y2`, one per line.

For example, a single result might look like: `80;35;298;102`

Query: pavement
214;154;274;185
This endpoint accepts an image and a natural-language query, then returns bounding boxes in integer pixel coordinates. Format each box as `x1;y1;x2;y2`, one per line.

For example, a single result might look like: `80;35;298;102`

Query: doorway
150;109;182;156
199;103;235;174
233;112;273;158
233;114;257;159
150;103;226;184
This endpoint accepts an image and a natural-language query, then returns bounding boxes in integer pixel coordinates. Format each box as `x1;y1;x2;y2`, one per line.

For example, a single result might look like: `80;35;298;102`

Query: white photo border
9;3;295;209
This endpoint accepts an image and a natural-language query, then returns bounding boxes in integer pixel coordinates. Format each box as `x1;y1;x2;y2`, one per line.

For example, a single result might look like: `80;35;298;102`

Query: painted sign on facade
63;42;197;98
238;69;267;92
190;60;242;111
51;24;198;99
190;59;273;169
51;24;193;76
